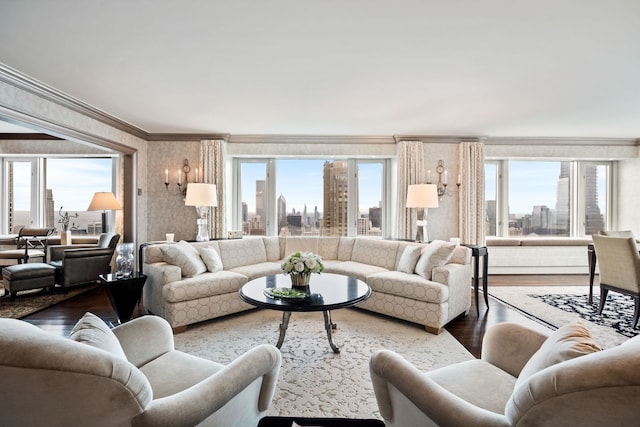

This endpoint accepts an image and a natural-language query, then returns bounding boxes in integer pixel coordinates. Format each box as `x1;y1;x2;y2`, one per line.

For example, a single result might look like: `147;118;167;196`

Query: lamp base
195;218;209;241
415;209;429;243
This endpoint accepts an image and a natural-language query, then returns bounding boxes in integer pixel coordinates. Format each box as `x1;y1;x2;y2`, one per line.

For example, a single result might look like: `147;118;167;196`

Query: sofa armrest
112;315;175;367
62;247;113;259
133;344;281;427
481;322;549;377
48;244;97;262
370;349;509;427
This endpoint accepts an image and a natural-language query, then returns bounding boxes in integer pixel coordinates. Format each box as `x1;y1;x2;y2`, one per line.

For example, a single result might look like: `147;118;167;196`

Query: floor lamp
185;183;218;241
406;184;439;243
87;192;122;234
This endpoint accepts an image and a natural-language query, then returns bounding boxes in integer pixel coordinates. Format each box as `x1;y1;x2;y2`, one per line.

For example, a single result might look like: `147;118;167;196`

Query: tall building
277;194;287;233
322;161;348;236
554;162;571;235
584;164;604;234
255;180;266;225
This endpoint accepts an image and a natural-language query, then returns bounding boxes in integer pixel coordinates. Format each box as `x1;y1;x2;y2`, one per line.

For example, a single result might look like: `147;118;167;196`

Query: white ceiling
1;1;639;138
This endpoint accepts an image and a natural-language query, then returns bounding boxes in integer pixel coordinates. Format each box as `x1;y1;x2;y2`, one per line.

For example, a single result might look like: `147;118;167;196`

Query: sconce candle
178;169;182;185
164;168;169;184
443;170;448;184
427;170;432;183
195;168;199;183
457;173;462;186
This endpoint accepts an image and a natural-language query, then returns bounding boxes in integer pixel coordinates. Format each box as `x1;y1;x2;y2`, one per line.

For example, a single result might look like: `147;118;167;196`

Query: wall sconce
165;159;199;196
427;160;461;197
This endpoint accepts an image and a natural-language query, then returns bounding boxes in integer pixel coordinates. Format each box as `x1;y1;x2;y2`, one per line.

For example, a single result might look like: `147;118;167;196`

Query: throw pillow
160;240;207;278
69;312;127;359
515;321;601;389
414;240;456;280
397;245;423;274
199;246;223;272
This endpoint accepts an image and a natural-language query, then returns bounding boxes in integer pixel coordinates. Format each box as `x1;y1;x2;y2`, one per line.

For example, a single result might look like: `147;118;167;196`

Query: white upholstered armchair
370;321;640;427
0;313;281;427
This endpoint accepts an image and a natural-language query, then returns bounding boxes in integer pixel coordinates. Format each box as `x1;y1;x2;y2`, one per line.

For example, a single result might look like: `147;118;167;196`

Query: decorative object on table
115;243;135;278
184;183;218;241
406;183;439;242
281;251;324;291
57;207;78;245
87;191;122;233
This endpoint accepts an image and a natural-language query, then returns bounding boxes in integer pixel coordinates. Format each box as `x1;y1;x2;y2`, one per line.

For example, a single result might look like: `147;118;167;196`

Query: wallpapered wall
146;140;201;242
144;139;463;243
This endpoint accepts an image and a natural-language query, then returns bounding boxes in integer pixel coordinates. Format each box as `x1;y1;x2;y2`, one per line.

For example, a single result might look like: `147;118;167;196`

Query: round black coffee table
239;273;371;353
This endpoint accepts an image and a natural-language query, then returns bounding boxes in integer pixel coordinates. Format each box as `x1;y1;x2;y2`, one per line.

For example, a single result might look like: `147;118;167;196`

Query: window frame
232;157;391;238
485;159;613;238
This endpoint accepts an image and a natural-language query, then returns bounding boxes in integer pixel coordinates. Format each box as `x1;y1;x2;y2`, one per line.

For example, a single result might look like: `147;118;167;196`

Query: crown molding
228;134;395;144
393;134;488;144
147;133;231;142
0;63;150;140
485;136;639;146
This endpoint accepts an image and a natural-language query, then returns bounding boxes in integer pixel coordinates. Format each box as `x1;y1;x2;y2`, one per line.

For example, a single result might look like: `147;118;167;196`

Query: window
2;156;116;234
485;160;611;238
234;158;389;237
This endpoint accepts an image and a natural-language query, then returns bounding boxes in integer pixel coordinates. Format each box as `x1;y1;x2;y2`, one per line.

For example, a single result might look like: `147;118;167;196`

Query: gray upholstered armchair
48;232;120;286
592;233;640;328
370;321;640;427
0;313;282;427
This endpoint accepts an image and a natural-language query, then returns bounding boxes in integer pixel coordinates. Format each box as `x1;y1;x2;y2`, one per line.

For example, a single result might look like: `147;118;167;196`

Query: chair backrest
0;318;152;426
98;232;120;249
592;234;640;291
506;333;640;426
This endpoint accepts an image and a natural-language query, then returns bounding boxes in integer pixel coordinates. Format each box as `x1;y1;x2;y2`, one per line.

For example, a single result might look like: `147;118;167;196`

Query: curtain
200;139;226;239
458;142;485;245
396;140;425;240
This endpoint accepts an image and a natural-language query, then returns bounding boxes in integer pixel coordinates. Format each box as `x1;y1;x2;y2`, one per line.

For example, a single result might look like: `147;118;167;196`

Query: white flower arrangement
281;251;325;276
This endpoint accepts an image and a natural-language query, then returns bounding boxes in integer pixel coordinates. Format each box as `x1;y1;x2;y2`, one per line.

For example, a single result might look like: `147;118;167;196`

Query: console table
463;244;489;314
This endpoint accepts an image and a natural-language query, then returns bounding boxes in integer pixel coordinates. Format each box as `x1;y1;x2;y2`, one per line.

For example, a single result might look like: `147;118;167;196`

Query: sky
12;158;113;211
241;159;383;215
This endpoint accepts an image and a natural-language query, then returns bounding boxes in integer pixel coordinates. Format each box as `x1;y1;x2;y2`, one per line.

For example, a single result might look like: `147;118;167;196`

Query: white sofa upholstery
142;237;472;334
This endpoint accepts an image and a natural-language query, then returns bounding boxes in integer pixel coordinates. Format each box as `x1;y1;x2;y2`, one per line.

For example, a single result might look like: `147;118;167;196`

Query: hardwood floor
21;274;594;358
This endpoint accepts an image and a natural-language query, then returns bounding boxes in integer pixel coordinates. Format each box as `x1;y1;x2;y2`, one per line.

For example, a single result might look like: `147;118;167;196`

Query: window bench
486;237;592;274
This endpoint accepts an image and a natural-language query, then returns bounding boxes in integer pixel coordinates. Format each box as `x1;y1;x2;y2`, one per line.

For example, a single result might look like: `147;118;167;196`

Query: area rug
0;281;96;319
488;286;631;348
174;308;474;420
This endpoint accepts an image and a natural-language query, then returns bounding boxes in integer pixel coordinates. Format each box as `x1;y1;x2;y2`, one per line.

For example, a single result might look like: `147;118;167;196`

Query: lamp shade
87;192;122;211
185;183;218;207
406;184;439;209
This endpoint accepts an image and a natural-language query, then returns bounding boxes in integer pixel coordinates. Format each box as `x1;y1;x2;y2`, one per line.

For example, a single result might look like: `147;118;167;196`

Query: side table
462;244;489;314
99;272;147;323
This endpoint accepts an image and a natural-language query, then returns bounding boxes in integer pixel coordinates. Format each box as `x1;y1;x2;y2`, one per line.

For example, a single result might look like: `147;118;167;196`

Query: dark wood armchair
0;227;55;265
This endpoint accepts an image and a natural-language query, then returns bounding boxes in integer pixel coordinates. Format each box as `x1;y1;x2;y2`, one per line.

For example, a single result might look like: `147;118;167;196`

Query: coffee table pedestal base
277;310;341;353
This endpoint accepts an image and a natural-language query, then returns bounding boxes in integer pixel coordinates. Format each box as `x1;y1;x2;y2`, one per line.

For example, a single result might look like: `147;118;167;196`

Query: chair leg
598;288;609;314
633;297;640;329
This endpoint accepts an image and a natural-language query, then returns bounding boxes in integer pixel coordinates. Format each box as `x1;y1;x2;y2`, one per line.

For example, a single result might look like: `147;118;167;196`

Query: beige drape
396;140;425;240
458;142;485;245
200;139;226;239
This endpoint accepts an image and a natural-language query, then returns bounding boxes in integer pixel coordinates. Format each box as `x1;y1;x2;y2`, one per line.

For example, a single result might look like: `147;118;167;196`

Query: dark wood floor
22;274;594;358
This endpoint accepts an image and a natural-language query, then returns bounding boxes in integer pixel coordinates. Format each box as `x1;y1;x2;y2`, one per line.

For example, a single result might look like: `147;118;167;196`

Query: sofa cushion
338;237;356;261
262;237;281;262
351;239;399;270
317;237;340;260
397;245;423;274
160;240;207;278
284;237;319;256
515;321;601;389
198;246;223;273
217;238;268;270
323;261;388;282
69;312;127;359
367;271;448;304
229;262;283;281
415;240;456;280
163;271;249;303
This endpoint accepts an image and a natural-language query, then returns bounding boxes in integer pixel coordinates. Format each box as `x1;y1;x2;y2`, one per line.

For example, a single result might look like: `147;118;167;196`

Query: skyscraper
277;194;287;233
322;160;348;236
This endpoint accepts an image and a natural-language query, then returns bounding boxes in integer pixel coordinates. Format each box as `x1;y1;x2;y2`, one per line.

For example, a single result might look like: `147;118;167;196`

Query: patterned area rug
0;281;96;319
488;286;633;348
174;308;474;420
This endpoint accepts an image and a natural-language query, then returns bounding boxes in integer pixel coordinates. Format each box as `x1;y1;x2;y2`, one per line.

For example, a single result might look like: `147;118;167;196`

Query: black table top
239;273;371;312
99;272;147;283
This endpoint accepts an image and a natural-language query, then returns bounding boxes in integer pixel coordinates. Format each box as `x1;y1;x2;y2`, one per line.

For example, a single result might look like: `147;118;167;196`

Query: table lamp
185;183;218;241
406;184;439;242
87;191;122;234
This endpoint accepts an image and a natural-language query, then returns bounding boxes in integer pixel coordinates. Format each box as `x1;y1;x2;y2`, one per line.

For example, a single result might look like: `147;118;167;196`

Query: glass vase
290;272;311;294
116;243;135;278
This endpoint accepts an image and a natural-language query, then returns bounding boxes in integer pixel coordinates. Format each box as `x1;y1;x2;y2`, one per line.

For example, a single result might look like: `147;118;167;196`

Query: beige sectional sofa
142;237;472;334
